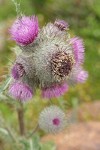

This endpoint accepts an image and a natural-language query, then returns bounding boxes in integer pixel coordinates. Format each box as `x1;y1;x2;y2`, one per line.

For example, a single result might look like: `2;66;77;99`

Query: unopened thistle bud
39;105;66;133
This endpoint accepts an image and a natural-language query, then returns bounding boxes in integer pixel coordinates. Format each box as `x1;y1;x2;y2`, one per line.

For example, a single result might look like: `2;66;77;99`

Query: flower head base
11;63;25;80
9;82;33;101
54;19;69;31
42;83;68;99
77;70;88;83
39;105;66;133
10;16;39;46
51;51;75;81
71;37;84;64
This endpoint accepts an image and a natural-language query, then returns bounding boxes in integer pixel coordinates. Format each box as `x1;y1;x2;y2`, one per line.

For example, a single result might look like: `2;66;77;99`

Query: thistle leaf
0;128;9;135
0;76;12;94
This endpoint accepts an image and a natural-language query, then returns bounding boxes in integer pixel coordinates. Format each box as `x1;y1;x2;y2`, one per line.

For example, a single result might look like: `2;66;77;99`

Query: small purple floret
9;82;33;101
53;118;60;126
77;70;88;83
10;16;39;46
11;63;25;80
71;37;84;64
42;83;68;99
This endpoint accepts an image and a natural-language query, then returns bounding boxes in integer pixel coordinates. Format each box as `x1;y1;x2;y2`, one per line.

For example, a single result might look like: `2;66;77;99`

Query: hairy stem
17;102;25;136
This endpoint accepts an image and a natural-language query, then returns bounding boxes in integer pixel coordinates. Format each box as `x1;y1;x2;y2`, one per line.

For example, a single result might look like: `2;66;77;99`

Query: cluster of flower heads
8;15;88;133
9;15;88;101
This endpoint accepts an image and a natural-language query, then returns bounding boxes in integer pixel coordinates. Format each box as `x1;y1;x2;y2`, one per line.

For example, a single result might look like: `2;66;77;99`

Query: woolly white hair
38;105;66;133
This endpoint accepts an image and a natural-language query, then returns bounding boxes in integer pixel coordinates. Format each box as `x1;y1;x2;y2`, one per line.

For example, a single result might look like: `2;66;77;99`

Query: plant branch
17;102;25;136
27;124;39;138
5;127;17;143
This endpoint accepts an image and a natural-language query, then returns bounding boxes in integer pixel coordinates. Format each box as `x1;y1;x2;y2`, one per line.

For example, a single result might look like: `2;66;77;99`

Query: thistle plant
7;14;88;136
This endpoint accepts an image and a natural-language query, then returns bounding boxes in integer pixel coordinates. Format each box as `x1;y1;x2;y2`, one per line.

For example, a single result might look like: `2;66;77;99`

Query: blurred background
0;0;100;150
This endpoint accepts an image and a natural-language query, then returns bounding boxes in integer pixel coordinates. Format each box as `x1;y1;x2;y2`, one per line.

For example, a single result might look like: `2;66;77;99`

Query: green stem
17;102;25;136
27;124;39;138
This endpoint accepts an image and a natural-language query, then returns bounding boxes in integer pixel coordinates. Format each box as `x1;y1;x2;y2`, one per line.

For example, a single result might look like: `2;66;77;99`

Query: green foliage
20;134;56;150
0;76;12;95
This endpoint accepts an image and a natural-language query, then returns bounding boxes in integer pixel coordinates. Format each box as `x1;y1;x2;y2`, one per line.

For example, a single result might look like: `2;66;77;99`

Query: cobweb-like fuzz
39;105;66;133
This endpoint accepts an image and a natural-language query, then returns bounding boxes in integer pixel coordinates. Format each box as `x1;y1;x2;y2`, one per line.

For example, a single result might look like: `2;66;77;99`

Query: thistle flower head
10;16;39;46
42;83;68;99
39;105;66;133
71;37;84;64
54;19;69;31
77;70;88;83
9;82;33;101
11;63;25;80
68;65;88;85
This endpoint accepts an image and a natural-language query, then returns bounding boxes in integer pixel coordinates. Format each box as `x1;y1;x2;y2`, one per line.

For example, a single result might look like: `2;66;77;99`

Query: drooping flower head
10;16;39;46
42;83;68;99
9;82;33;101
39;105;66;133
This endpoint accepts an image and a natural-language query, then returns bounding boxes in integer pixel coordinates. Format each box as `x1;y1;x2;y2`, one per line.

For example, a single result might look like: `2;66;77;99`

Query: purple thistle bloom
42;83;68;99
77;70;88;83
9;82;33;101
71;37;85;64
10;16;39;46
11;63;25;80
53;118;60;126
54;19;69;31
